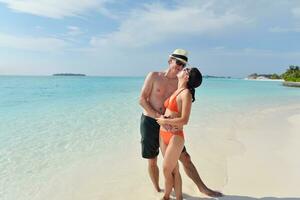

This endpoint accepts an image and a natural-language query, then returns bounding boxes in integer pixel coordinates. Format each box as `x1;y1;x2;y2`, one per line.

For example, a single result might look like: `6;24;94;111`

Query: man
139;49;222;197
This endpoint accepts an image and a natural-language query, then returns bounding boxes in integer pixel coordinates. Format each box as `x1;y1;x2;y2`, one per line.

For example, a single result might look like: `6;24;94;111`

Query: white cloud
0;0;109;19
292;7;300;18
205;47;300;58
90;3;249;48
0;33;68;51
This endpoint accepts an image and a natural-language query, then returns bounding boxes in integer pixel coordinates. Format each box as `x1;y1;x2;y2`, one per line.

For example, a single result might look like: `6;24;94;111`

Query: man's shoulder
147;71;165;79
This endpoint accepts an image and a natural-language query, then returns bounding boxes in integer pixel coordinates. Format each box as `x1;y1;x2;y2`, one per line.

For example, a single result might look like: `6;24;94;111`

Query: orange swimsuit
160;89;185;145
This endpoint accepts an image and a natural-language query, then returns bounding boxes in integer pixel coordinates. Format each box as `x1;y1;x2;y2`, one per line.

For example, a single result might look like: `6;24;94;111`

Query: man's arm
139;72;161;118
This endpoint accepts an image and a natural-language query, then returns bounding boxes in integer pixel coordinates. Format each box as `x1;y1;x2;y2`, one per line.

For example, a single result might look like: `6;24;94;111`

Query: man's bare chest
153;79;177;99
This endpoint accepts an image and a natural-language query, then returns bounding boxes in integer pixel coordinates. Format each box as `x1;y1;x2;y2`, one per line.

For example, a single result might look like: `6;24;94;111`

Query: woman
156;67;202;200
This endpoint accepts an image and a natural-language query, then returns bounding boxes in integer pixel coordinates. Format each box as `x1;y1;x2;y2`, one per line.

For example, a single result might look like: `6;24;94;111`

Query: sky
0;0;299;77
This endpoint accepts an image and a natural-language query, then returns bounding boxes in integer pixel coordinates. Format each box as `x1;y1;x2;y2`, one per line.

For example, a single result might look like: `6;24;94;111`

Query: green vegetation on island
281;65;300;82
247;65;300;81
247;65;300;87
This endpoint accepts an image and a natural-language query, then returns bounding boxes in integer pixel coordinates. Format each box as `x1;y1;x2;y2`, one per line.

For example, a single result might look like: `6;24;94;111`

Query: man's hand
154;112;163;119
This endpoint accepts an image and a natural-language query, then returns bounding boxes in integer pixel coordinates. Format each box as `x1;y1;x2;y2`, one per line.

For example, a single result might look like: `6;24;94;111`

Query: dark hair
187;68;202;102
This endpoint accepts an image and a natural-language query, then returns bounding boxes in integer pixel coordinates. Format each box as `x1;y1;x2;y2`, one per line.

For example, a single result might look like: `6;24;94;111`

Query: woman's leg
159;135;167;157
173;163;182;200
159;135;169;199
162;135;184;199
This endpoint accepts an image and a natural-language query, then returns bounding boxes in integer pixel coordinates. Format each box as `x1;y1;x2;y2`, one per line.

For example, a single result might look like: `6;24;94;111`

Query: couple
139;49;223;199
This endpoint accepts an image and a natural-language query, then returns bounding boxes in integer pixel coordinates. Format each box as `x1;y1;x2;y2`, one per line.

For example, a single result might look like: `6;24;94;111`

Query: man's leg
148;157;161;192
179;151;223;197
140;114;161;192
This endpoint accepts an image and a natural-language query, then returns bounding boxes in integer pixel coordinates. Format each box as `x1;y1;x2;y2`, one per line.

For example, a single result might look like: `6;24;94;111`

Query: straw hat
169;49;188;64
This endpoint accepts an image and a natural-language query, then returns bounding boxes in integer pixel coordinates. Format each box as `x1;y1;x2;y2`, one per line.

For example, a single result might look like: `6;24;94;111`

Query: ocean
0;76;299;200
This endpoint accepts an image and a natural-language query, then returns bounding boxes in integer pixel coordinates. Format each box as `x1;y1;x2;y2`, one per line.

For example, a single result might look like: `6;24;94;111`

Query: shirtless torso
142;71;178;118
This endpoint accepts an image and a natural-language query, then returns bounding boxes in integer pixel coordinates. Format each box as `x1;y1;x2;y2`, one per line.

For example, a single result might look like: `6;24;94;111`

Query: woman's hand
155;116;167;125
163;125;179;132
162;124;172;131
156;116;180;132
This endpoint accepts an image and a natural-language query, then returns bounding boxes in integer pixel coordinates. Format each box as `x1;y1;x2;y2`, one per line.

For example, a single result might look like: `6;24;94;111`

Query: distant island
53;73;86;76
245;73;282;80
246;65;300;87
204;75;231;79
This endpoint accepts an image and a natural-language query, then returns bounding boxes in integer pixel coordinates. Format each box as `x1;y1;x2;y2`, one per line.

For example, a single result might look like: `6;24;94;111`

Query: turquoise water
0;76;299;199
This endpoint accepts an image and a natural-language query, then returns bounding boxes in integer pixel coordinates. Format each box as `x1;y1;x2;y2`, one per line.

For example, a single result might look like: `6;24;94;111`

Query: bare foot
155;186;162;192
176;195;183;200
160;196;169;200
204;189;223;197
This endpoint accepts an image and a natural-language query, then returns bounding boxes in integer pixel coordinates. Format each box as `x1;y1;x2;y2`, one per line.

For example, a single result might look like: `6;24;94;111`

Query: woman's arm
156;90;192;126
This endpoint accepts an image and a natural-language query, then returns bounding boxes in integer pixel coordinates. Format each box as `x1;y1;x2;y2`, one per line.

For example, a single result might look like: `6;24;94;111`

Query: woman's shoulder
179;88;192;99
181;88;190;94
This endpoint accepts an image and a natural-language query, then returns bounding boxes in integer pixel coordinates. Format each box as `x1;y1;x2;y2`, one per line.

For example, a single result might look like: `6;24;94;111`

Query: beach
31;103;300;200
0;76;300;200
222;104;300;198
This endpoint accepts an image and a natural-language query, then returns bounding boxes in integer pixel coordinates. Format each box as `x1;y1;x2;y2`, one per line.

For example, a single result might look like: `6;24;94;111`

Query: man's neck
164;69;177;80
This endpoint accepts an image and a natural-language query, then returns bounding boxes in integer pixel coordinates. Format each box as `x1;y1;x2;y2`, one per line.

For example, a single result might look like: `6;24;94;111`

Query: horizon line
0;74;243;78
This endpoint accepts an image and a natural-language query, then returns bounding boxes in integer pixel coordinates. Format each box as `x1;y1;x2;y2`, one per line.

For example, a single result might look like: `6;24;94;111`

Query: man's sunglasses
175;59;186;67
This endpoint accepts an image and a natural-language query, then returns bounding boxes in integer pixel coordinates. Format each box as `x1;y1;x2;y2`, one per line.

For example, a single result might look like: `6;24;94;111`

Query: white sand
34;104;300;200
222;104;300;198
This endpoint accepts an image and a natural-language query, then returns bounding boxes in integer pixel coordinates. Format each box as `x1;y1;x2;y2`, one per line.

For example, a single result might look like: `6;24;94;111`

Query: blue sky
0;0;299;77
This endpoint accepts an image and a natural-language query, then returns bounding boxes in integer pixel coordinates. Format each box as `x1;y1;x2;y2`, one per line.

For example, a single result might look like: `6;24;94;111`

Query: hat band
171;54;188;62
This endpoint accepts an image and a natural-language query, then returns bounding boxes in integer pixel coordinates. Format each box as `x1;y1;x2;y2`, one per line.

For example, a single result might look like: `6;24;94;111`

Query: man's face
170;59;185;74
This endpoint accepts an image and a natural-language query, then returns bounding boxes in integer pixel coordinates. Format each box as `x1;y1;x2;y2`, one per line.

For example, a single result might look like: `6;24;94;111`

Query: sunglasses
183;68;190;72
175;59;186;67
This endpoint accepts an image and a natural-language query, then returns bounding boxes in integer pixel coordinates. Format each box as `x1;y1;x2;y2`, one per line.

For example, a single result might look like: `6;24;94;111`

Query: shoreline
282;81;300;87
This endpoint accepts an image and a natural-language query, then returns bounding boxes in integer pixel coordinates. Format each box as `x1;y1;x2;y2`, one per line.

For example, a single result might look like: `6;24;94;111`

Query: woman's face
177;67;190;79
